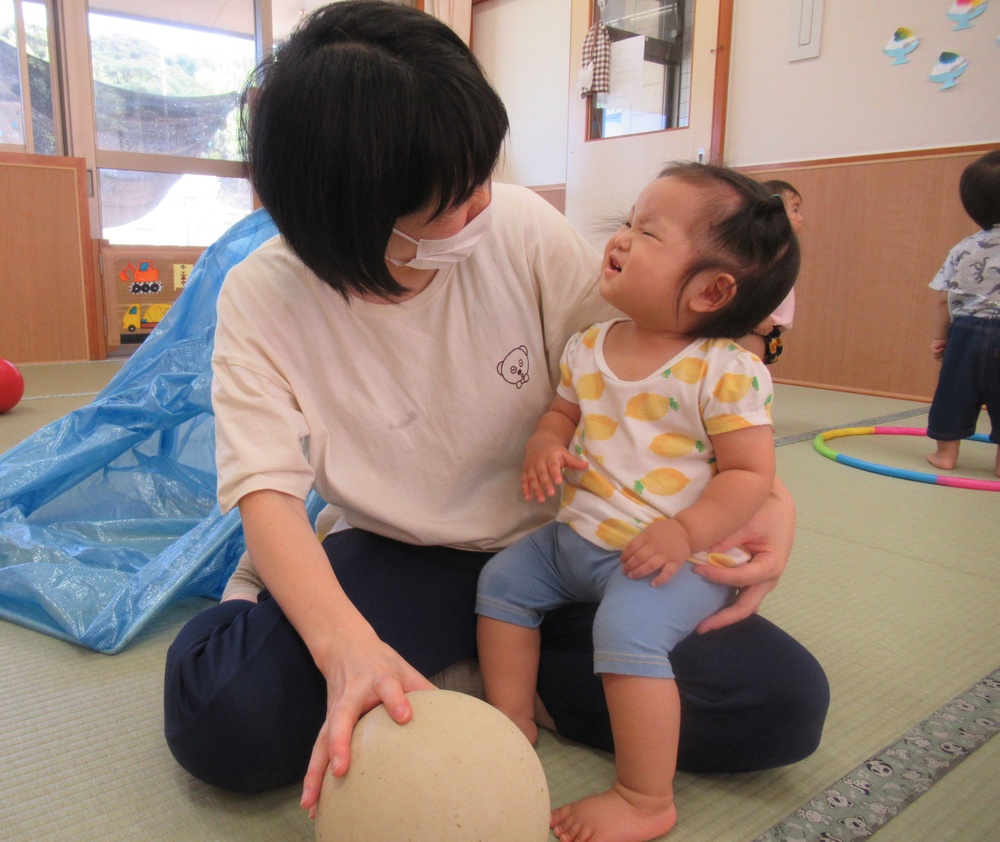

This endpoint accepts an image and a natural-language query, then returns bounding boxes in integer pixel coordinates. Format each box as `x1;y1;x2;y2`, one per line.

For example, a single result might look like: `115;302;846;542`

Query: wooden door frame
710;0;733;164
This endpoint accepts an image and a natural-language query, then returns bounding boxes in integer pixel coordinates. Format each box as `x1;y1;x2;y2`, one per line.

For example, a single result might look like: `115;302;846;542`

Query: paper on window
607;35;645;110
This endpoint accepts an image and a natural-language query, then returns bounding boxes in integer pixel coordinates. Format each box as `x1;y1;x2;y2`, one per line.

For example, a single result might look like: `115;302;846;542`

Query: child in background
765;180;804;236
476;162;799;842
926;149;1000;477
743;179;803;364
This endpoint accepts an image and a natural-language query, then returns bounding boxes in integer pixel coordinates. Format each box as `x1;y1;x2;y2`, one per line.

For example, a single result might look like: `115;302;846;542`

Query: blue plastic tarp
0;209;324;653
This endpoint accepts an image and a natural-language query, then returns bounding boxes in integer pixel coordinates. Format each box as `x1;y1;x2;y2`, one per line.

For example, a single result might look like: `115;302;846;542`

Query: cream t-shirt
212;184;611;551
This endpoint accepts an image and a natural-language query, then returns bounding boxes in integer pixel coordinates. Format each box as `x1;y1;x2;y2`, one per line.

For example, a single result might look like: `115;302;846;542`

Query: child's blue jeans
928;315;1000;443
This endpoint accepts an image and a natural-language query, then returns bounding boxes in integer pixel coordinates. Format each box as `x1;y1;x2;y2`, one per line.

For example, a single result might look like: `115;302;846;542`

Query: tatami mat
770;384;929;443
18;360;126;399
871;734;1000;840
0;361;126;456
1;366;997;841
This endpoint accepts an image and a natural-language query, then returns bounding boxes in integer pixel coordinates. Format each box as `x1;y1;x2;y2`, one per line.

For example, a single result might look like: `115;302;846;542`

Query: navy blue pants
164;528;829;793
928;315;1000;444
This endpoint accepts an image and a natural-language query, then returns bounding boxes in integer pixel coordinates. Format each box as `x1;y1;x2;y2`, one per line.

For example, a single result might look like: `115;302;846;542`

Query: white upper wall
472;0;571;187
725;0;1000;167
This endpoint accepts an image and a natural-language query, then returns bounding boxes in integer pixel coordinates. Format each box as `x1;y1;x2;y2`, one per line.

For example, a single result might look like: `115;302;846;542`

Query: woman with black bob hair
163;0;829;822
241;0;509;301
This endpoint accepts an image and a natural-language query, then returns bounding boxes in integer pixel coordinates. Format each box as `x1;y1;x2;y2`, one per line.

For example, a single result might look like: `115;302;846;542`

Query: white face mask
387;201;494;271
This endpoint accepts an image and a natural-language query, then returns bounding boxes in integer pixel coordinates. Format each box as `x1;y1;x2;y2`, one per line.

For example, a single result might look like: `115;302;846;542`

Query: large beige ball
315;689;550;841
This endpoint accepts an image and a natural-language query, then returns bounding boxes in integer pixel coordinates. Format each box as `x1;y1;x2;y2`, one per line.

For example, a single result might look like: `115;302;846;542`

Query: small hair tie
753;193;787;217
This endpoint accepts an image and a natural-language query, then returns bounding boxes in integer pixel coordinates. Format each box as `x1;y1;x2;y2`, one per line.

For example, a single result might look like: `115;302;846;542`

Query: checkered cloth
580;22;611;97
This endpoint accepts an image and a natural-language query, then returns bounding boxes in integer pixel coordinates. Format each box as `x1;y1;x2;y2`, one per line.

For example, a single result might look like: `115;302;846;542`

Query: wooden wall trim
774;378;932;405
90;239;108;359
710;0;733;165
738;142;997;174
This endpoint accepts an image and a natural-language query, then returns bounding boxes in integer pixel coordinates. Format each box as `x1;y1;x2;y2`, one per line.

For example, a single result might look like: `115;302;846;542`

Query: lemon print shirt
556;320;773;551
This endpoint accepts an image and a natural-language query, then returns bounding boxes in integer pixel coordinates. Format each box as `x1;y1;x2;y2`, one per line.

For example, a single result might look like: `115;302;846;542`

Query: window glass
0;0;25;146
1;1;58;152
22;0;53;152
88;6;257;245
100;168;253;246
88;11;254;160
588;0;693;140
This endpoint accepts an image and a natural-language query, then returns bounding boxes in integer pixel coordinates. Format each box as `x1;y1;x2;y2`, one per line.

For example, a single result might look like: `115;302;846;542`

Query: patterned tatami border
755;671;1000;841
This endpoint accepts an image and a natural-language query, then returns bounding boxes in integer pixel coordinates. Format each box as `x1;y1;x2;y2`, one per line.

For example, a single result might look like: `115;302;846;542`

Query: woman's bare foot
221;552;263;602
221;590;259;603
550;781;677;842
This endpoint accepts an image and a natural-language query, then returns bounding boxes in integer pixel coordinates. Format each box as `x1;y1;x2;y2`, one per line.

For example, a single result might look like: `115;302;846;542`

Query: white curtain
424;0;472;45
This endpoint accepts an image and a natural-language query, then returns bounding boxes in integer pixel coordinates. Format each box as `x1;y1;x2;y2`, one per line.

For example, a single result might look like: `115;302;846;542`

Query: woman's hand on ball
301;629;434;816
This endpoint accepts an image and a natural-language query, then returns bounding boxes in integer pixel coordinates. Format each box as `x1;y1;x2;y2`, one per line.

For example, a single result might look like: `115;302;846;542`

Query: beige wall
473;0;572;188
726;0;1000;167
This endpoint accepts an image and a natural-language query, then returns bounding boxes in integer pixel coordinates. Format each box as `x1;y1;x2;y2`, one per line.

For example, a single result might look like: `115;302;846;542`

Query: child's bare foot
494;696;551;746
926;453;957;471
510;713;538;746
550;782;677;842
927;440;960;471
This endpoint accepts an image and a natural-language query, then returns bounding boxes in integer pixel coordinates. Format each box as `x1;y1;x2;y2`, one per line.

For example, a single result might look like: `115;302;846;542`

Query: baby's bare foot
551;782;677;842
534;693;557;733
511;714;538;746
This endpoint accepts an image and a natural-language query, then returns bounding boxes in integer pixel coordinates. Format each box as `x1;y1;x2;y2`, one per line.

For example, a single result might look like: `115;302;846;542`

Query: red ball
0;358;25;414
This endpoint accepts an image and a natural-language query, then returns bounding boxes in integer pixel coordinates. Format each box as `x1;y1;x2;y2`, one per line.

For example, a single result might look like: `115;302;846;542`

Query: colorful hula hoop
813;426;1000;491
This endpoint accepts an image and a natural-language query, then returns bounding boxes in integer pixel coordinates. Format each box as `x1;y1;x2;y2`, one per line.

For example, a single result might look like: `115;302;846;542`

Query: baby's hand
521;437;588;503
930;339;947;360
620;520;691;586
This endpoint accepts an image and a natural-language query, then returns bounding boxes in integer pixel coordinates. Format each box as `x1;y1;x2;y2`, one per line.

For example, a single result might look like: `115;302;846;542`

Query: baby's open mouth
609;256;622;272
